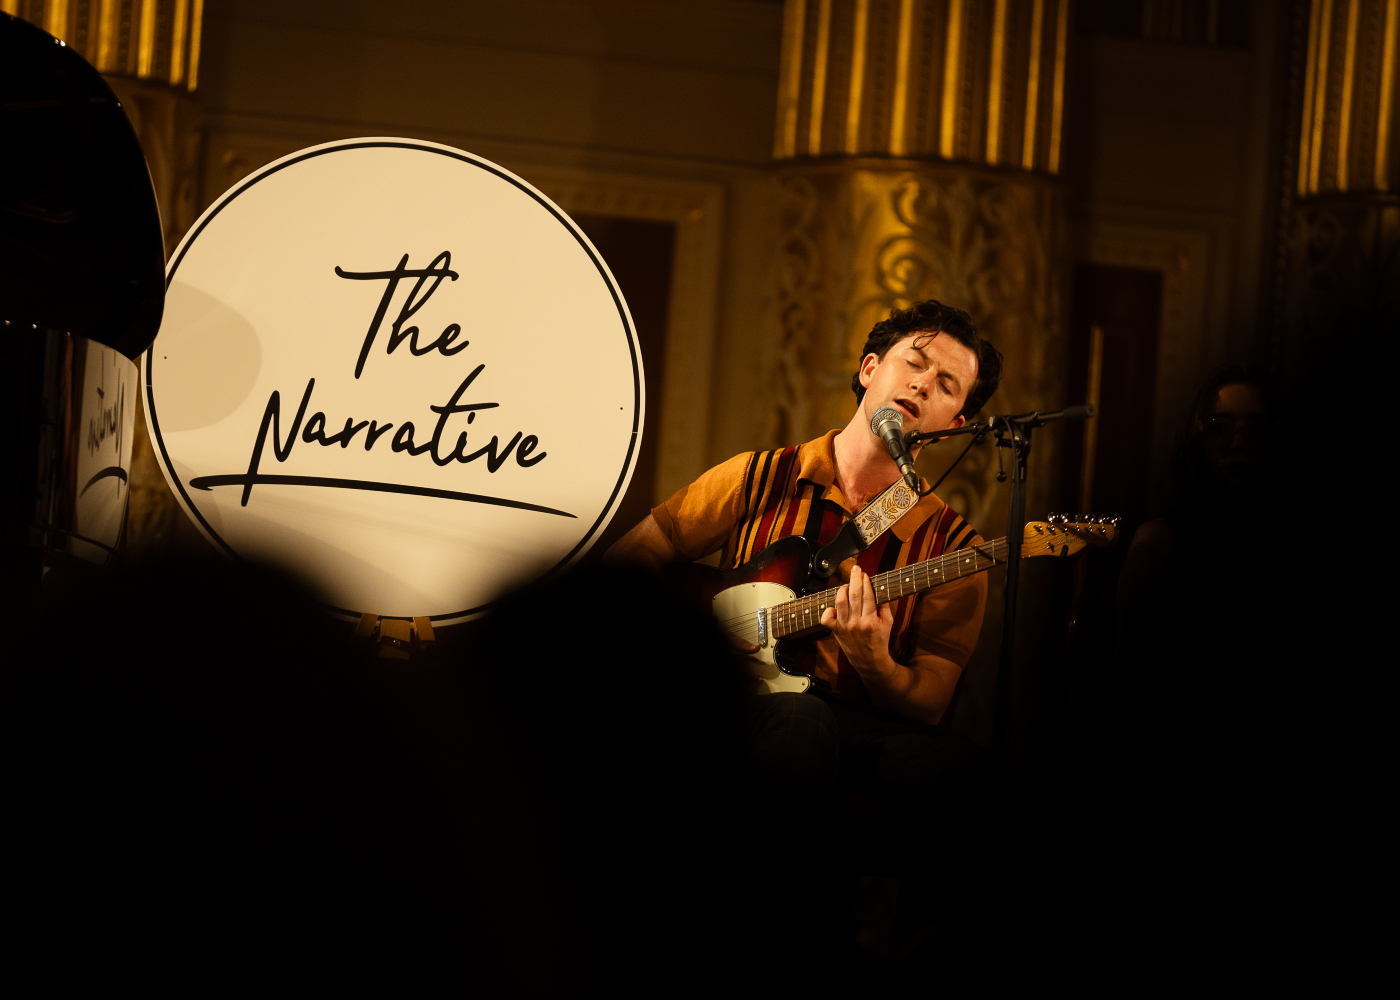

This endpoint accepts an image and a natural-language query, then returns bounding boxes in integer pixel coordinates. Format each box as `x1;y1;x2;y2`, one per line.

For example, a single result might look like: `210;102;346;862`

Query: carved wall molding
529;169;727;506
1075;217;1213;493
1280;193;1400;361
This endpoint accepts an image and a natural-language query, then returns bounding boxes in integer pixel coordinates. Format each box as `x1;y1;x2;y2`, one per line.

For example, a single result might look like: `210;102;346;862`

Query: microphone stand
906;404;1095;765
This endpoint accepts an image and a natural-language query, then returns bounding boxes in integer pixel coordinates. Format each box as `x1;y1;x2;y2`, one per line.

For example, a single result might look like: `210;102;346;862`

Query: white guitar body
712;581;813;695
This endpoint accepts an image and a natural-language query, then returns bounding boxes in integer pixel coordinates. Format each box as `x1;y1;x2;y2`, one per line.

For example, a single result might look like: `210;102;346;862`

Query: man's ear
947;414;966;430
858;353;880;389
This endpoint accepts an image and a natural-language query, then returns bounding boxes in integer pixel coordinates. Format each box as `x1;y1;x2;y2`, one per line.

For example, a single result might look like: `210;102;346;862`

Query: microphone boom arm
902;403;1095;449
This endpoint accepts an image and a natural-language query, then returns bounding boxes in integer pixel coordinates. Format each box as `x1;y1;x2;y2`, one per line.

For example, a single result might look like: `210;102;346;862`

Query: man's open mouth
895;398;919;420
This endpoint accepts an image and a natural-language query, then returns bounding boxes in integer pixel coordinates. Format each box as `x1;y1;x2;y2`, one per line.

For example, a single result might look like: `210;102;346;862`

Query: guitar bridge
756;607;768;648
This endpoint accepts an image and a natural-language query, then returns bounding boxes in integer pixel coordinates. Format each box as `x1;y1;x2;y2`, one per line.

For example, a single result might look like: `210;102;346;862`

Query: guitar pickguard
711;581;813;695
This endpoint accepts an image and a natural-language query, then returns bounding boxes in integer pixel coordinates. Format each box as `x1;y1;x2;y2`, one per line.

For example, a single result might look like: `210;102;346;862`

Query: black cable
926;429;987;495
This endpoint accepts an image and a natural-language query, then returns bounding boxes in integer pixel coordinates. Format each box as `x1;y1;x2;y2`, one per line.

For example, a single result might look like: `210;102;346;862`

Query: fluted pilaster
1275;0;1399;369
4;0;204;89
1296;0;1397;197
774;0;1071;172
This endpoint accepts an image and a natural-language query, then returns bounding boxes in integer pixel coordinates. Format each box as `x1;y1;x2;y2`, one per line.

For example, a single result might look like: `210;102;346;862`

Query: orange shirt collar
795;430;946;541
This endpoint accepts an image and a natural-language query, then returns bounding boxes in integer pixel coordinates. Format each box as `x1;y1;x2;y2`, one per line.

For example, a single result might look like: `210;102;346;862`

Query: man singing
606;300;1001;837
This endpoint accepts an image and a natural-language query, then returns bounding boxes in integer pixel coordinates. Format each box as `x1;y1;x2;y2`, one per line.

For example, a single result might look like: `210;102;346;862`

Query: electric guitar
669;516;1120;694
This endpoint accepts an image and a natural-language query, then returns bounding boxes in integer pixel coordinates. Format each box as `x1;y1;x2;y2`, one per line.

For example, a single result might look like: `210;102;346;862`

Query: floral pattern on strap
853;481;918;545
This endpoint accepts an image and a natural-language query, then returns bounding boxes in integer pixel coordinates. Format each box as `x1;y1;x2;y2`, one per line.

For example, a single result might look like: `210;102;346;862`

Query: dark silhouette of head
1173;364;1279;505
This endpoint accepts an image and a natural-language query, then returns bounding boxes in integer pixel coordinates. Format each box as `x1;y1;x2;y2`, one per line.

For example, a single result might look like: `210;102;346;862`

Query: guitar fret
766;537;1013;638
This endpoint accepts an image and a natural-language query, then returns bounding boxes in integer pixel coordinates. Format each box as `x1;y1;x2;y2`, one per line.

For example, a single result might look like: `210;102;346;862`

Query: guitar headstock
1021;514;1121;559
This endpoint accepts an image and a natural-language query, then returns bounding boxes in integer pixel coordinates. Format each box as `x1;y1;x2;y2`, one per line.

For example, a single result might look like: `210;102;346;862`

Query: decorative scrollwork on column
770;175;826;448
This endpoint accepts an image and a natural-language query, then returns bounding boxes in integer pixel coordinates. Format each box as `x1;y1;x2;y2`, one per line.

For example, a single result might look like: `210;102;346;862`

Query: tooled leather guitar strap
811;477;921;579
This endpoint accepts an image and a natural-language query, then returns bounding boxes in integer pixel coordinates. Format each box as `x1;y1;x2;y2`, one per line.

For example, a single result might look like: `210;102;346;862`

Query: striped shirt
651;430;988;700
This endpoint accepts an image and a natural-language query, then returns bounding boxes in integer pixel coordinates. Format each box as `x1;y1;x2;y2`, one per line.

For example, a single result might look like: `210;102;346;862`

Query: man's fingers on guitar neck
850;565;873;617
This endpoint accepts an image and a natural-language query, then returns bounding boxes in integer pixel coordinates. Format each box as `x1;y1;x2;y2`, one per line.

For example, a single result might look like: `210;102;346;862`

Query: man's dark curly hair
851;300;1003;420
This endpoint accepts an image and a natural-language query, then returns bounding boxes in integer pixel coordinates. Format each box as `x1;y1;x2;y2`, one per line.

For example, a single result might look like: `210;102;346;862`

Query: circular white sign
146;139;643;622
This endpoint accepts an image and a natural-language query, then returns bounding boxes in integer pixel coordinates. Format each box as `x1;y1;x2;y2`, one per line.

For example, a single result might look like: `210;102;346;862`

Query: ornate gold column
769;0;1072;533
5;0;209;558
1275;0;1398;369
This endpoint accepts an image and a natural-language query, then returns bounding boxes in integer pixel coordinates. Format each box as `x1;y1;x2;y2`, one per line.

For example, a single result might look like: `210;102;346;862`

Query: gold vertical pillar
1276;0;1399;368
774;0;1071;170
769;0;1072;534
8;0;203;91
1296;0;1397;197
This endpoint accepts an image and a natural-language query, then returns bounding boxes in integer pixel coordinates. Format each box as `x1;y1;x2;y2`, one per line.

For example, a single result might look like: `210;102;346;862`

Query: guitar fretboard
769;537;1010;639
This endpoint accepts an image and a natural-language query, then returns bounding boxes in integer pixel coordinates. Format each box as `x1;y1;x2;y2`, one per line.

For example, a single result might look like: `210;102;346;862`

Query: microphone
870;407;920;492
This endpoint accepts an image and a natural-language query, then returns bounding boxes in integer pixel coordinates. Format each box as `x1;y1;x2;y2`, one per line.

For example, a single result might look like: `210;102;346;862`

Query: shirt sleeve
903;554;988;670
650;451;754;562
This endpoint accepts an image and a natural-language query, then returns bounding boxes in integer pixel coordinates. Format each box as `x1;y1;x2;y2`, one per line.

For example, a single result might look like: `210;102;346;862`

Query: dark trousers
743;692;988;873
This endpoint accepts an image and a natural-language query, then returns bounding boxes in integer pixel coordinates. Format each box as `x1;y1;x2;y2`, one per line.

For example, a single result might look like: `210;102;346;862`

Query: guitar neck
769;537;1010;639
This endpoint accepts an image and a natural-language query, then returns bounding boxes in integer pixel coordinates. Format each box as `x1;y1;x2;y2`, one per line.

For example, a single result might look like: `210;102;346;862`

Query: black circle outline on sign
145;139;642;622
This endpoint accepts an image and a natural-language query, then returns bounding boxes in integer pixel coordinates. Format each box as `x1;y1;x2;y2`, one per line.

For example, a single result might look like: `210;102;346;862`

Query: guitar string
769;541;1005;638
714;539;1008;631
724;553;1002;642
712;524;1102;631
716;521;1097;630
717;538;1012;638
